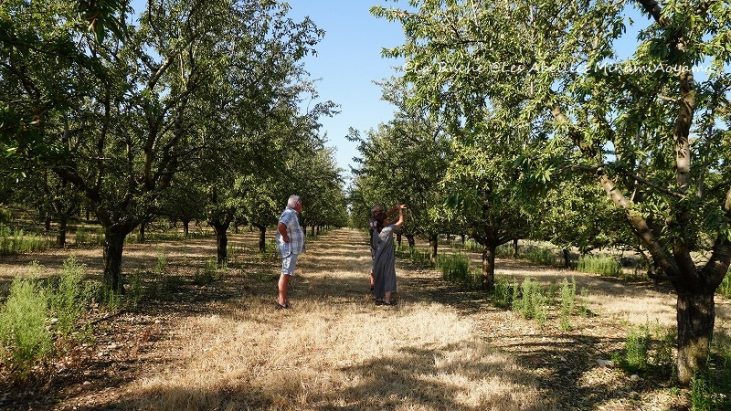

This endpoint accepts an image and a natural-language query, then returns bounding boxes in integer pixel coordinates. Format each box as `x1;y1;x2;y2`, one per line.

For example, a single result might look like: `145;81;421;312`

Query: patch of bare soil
0;228;728;410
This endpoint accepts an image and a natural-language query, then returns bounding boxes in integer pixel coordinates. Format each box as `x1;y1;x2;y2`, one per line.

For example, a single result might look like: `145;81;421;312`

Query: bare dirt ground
0;228;729;410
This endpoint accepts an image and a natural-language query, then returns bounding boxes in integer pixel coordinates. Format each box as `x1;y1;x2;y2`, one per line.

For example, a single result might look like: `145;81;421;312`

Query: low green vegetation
718;270;731;299
436;253;472;284
0;257;94;374
0;273;52;374
0;224;55;254
690;339;731;411
489;276;583;331
577;254;623;277
396;244;431;266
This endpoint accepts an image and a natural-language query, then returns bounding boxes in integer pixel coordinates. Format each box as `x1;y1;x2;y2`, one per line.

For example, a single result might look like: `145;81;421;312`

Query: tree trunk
103;224;134;293
563;248;571;268
183;220;190;236
406;234;415;249
429;233;438;267
212;222;230;268
513;238;519;257
481;244;496;292
675;291;716;385
258;225;266;253
139;222;146;243
396;232;402;247
57;217;67;247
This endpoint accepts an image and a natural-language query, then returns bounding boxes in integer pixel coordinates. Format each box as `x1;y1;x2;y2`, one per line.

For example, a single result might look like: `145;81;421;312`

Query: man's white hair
287;195;301;208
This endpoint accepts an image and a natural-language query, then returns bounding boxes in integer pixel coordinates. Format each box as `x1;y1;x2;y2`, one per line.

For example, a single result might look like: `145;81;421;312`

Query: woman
372;204;406;306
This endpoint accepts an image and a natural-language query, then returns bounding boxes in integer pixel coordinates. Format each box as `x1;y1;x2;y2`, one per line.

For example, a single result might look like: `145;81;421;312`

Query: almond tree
349;78;452;264
0;0;324;292
374;0;731;383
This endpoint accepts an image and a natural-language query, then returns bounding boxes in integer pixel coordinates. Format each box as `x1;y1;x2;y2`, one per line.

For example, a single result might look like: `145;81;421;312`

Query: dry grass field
1;228;730;410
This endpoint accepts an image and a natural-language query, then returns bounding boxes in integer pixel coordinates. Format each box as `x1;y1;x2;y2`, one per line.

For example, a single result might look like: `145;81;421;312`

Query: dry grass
1;228;729;410
115;230;546;411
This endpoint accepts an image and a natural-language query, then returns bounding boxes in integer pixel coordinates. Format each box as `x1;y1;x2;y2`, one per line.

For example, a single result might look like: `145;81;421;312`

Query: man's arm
278;222;289;243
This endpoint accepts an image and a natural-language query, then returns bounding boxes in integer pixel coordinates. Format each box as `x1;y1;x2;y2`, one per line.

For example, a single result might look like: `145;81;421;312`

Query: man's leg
277;253;298;308
278;274;290;307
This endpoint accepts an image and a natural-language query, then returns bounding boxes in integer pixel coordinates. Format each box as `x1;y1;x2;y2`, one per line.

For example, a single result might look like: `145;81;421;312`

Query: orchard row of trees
0;0;348;292
350;0;730;385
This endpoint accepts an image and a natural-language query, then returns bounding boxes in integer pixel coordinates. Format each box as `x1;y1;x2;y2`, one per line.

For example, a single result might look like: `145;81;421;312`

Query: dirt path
2;228;729;410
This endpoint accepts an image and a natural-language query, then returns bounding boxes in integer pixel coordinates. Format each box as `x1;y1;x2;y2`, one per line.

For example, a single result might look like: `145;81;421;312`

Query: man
275;195;304;309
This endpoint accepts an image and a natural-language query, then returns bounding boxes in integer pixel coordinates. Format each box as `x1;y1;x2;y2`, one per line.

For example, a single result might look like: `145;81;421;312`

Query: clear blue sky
285;1;405;183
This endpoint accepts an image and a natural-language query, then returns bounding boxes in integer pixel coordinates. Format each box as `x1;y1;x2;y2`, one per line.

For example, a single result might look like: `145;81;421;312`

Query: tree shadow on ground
0;229;710;410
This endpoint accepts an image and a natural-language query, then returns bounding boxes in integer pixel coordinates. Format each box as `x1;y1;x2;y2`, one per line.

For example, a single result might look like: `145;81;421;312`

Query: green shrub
395;244;430;266
124;272;143;309
437;253;472;284
515;278;545;320
49;256;85;337
524;247;558;266
155;249;168;274
463;239;482;252
0;276;53;372
690;337;731;411
622;324;651;373
0;207;11;224
691;368;716;411
493;277;514;309
0;225;54;254
193;260;219;285
577;255;622;277
719;269;731;299
559;278;577;331
495;244;514;258
74;225;104;246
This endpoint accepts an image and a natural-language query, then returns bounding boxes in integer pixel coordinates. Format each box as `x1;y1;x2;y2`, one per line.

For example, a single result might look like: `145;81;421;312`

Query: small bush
396;245;430;266
193;260;219;285
437;253;472;284
559;278;577;331
524;247;558;266
124;272;143;309
0;276;53;372
578;255;622;277
463;239;482;252
691;337;731;411
49;256;85;337
493;277;514;309
622;324;651;373
0;225;54;255
495;244;515;258
74;225;105;246
718;269;731;299
0;207;11;224
155;249;168;274
515;278;546;320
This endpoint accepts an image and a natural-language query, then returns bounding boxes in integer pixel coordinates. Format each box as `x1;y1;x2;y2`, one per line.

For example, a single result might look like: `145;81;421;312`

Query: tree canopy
372;0;730;384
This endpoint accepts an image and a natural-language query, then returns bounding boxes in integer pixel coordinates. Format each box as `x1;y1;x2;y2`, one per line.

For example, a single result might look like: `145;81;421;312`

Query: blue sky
285;1;405;183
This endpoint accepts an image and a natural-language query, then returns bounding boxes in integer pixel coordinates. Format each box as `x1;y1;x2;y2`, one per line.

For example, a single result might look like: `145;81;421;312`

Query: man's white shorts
281;253;299;276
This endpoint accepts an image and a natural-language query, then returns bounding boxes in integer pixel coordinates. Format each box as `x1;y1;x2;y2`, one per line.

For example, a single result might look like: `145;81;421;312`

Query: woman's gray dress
372;224;397;300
